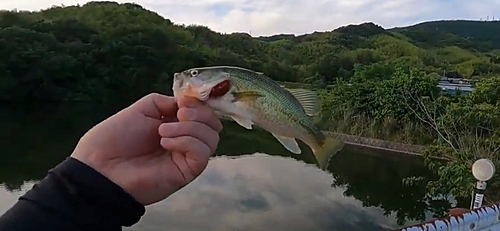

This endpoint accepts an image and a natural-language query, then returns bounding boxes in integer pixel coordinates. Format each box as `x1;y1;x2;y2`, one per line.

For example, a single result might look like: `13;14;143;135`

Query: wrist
23;157;146;227
70;152;148;205
65;157;146;226
71;151;116;185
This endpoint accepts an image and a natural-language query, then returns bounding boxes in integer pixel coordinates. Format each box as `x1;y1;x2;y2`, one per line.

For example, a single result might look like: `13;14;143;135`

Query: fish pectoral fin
214;110;233;121
271;133;302;154
232;91;263;103
283;88;321;117
231;115;253;130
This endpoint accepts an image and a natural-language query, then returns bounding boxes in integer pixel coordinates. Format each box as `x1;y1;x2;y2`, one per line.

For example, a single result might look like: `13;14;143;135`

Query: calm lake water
0;103;449;231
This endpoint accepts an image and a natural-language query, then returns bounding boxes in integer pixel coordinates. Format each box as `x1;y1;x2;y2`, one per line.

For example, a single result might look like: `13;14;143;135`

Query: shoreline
323;131;425;157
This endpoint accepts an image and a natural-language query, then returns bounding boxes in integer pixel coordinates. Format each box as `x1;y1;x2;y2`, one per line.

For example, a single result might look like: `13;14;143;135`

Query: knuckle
149;92;160;97
144;92;159;100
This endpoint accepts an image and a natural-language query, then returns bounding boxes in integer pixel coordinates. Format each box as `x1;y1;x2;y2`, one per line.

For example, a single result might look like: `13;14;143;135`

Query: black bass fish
172;66;344;170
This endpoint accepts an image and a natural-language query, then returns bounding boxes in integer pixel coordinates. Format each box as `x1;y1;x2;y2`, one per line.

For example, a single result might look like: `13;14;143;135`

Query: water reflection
214;122;451;226
329;147;451;225
0;103;448;230
126;154;404;231
0;103;120;191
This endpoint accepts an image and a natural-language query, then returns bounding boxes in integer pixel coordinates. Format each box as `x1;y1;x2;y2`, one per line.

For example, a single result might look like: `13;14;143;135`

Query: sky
1;0;499;36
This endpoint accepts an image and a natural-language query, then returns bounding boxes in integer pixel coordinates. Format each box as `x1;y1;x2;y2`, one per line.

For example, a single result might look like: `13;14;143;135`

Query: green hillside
391;20;500;51
1;1;499;104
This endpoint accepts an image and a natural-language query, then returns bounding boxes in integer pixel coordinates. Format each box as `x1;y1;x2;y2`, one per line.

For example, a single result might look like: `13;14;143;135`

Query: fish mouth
172;73;186;101
172;72;229;101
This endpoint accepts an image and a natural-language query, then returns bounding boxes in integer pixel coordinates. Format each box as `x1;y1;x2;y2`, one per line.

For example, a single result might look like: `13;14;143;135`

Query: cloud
122;154;416;231
1;0;499;36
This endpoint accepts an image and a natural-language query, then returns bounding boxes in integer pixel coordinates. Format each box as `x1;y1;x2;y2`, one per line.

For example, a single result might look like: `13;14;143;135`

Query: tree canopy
1;1;499;105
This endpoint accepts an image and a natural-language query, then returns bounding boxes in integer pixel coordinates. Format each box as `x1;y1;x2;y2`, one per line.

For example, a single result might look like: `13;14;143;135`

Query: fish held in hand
172;66;344;170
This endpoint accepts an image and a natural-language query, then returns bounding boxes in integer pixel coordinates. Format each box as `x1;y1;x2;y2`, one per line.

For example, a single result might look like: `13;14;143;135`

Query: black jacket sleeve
0;157;146;231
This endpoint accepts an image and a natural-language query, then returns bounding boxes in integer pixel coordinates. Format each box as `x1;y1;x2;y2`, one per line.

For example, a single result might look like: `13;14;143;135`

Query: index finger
132;93;178;119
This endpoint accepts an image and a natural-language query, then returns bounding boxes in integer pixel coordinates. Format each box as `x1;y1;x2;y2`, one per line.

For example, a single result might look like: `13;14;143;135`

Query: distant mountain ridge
390;20;500;51
257;20;500;52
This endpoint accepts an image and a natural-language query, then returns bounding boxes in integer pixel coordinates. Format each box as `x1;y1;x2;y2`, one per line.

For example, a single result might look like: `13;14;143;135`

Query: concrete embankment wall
323;131;425;157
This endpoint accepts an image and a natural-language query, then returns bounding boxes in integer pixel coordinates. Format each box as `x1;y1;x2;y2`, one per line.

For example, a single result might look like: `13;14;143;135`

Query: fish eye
190;69;198;76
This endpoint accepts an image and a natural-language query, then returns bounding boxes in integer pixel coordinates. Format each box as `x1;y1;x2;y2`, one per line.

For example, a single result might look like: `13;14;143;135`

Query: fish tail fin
312;137;345;170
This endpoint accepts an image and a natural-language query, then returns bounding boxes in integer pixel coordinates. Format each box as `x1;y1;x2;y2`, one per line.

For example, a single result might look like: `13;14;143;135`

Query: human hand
70;93;222;205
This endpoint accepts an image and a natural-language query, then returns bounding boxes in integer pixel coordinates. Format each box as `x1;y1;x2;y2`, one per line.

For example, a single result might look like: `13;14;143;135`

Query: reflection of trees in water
0;107;280;192
0;104;121;191
328;148;451;225
1;105;450;225
216;121;452;225
1;182;25;192
215;121;319;165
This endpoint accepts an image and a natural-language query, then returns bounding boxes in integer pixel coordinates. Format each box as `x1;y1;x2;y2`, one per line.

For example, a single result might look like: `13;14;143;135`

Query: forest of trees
1;1;500;209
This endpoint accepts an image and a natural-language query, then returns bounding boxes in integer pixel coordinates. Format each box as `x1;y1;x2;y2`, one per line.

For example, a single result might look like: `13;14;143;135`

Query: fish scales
225;67;322;142
172;66;344;170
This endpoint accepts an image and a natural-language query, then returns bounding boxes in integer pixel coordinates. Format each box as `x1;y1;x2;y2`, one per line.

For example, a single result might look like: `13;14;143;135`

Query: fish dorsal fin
284;88;321;116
